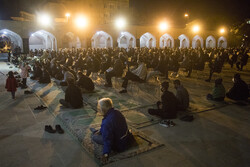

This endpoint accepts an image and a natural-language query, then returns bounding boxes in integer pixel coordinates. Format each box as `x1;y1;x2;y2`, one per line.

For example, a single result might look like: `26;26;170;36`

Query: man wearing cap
148;81;178;119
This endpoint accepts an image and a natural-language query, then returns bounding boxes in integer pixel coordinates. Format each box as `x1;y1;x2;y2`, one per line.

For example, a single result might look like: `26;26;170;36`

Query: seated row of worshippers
29;47;249;84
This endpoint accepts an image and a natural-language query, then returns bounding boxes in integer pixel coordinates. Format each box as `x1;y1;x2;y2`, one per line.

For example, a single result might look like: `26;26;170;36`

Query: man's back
65;84;83;108
161;90;178;118
100;109;129;153
176;85;189;110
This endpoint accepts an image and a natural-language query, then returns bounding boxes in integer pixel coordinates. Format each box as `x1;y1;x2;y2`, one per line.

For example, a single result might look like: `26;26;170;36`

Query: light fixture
193;25;200;33
116;18;126;29
75;16;88;28
159;22;169;31
37;14;52;26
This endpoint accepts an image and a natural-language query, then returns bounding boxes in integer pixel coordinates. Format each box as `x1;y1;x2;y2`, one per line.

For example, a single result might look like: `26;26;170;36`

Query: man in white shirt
119;57;147;93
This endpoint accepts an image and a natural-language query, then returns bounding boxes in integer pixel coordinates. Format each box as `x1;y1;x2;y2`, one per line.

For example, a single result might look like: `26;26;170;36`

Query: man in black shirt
76;71;95;92
59;78;83;109
148;81;178;119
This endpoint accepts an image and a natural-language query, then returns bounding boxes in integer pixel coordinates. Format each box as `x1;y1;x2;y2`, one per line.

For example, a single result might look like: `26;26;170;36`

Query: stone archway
178;34;190;48
160;33;174;48
0;29;23;52
117;31;136;48
217;36;227;48
62;32;81;48
206;35;216;48
92;31;113;48
192;35;204;48
29;30;57;50
140;32;156;48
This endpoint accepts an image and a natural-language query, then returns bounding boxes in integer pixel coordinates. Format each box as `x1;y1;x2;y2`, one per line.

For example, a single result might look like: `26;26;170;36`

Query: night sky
0;0;249;28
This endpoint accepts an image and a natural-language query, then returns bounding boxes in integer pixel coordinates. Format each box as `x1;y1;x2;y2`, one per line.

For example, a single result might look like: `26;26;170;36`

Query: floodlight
116;18;126;28
75;16;88;28
38;14;52;26
65;13;71;18
159;22;169;31
193;25;200;33
220;28;225;34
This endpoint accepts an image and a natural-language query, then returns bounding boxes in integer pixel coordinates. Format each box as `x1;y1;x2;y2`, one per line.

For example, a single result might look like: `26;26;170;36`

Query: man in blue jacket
92;98;132;163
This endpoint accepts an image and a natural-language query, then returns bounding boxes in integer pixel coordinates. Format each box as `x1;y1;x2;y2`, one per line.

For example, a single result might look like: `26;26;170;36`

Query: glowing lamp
116;18;126;28
75;16;88;28
193;25;200;33
38;14;52;26
159;22;169;31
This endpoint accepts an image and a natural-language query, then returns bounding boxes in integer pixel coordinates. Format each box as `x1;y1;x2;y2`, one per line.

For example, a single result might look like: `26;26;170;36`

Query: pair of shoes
119;89;127;93
24;90;33;94
45;125;64;134
159;120;176;127
159;120;170;127
34;105;47;110
104;83;112;87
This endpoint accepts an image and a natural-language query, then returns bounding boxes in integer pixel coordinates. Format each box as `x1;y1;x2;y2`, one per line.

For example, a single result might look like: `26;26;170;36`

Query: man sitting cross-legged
59;78;83;109
76;71;95;92
91;98;135;164
148;81;178;119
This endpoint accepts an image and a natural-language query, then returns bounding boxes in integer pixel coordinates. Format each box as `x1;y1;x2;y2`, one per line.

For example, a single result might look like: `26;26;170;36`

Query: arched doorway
92;31;113;48
29;30;57;50
0;29;23;52
206;35;216;48
217;36;227;48
178;34;190;48
192;35;204;48
160;33;174;48
140;32;156;48
117;31;136;48
62;32;81;49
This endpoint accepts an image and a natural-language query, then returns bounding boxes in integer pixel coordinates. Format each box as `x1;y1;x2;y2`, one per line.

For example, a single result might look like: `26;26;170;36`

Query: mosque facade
0;0;227;53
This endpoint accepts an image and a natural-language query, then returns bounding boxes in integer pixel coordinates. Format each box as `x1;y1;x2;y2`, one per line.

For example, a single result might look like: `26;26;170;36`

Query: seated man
104;55;124;87
38;67;51;84
207;78;225;101
226;73;249;101
92;98;134;163
60;67;75;86
59;78;83;109
148;81;178;119
119;58;147;93
173;80;189;110
76;71;95;92
31;62;42;80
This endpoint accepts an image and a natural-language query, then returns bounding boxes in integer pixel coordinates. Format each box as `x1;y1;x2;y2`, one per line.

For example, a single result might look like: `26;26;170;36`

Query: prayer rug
122;106;161;129
82;86;155;112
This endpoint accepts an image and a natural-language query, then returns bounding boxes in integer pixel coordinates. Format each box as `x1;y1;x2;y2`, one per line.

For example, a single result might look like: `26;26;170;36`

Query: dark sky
0;0;249;28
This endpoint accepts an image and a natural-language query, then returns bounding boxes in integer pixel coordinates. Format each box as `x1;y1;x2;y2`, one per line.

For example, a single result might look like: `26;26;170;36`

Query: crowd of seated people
25;47;249;162
27;47;249;107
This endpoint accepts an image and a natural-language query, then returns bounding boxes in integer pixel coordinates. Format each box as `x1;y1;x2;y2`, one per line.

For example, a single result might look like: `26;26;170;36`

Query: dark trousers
207;94;224;101
22;78;27;86
11;91;15;99
122;71;143;89
106;70;118;85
